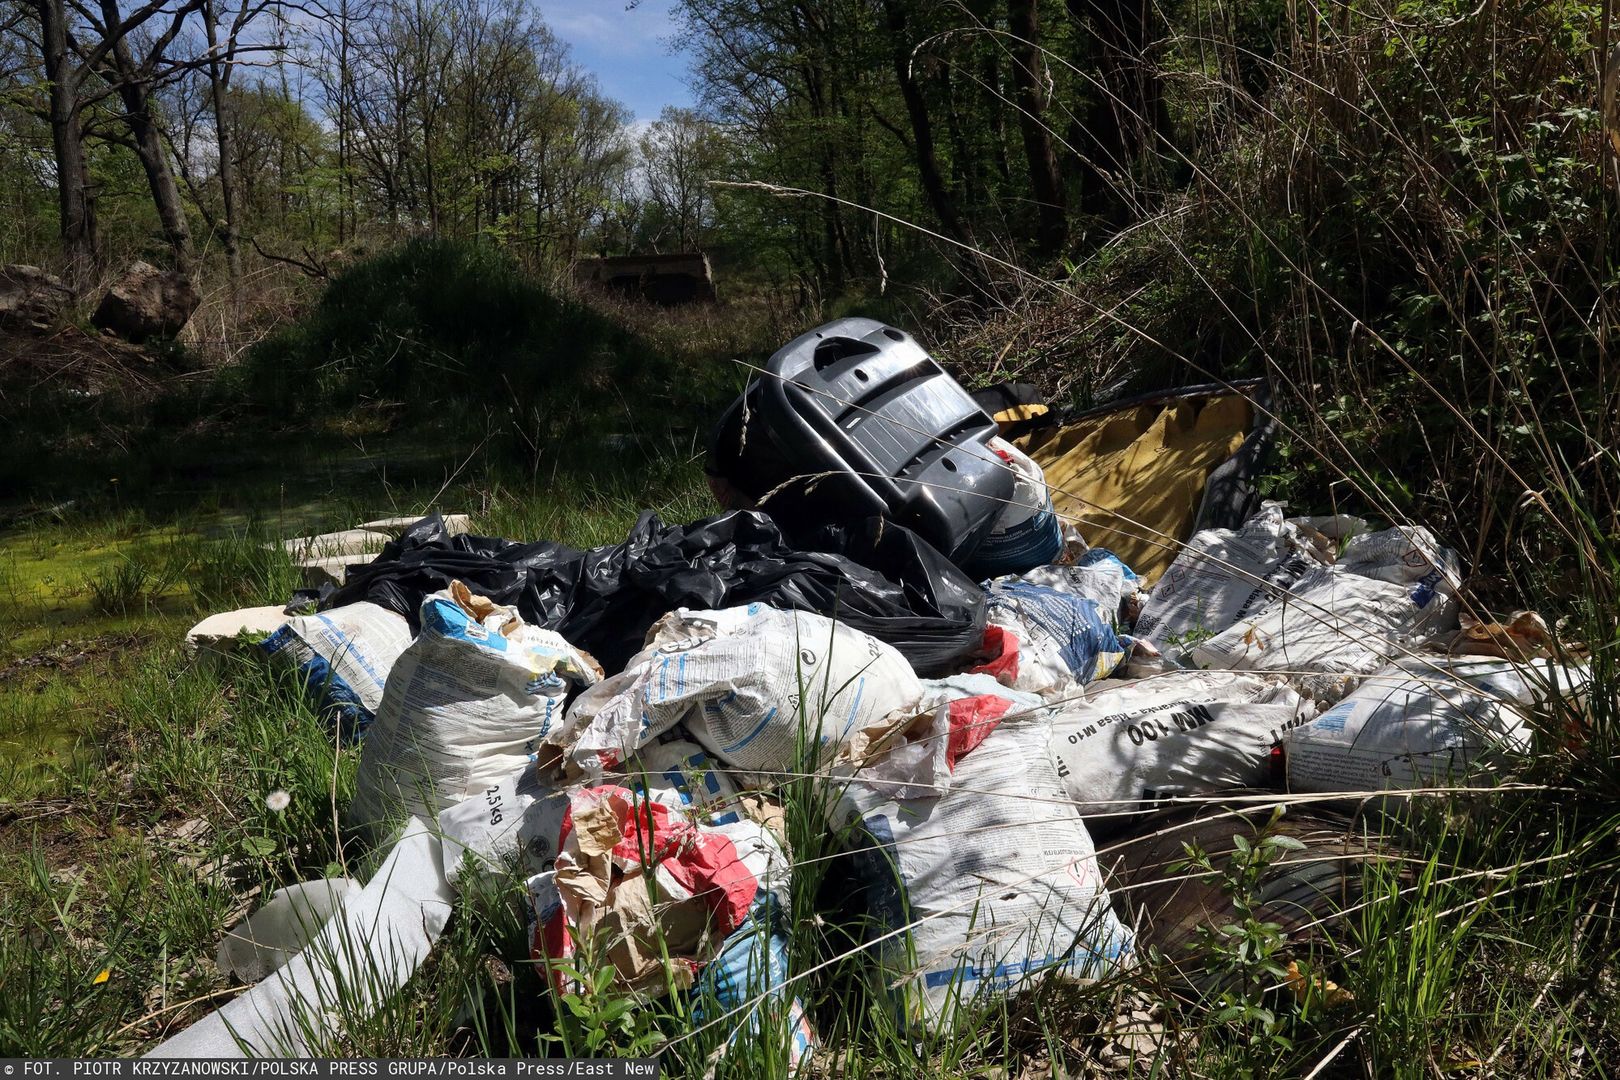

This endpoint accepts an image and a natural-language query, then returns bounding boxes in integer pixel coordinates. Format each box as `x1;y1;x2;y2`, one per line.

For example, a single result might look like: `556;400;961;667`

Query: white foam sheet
146;818;453;1057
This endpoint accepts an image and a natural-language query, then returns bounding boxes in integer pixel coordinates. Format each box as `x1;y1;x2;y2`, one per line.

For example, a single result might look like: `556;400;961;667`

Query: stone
91;261;201;342
0;265;73;333
184;605;289;659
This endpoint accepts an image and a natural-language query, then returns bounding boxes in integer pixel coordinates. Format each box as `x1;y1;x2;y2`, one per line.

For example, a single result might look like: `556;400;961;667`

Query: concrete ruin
573;252;716;305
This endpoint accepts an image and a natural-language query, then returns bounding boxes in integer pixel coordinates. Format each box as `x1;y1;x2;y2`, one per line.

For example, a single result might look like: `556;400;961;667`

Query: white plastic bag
836;713;1135;1022
973;579;1129;697
1284;658;1587;793
1045;671;1305;819
1336;525;1463;634
1187;566;1441;703
216;878;361;983
353;583;599;824
551;605;922;785
1133;503;1324;654
260;602;412;736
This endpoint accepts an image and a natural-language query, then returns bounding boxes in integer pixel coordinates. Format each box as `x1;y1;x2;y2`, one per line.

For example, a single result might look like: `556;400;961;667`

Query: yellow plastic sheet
1020;394;1252;582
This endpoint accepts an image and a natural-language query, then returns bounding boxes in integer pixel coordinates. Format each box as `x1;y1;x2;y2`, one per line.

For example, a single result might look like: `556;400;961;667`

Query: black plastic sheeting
323;510;987;677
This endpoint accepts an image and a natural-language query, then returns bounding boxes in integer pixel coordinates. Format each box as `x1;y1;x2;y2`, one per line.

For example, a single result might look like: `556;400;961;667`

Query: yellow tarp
1019;394;1252;583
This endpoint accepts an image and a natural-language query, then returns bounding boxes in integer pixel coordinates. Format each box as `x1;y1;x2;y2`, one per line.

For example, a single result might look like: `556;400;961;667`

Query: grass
3;219;1618;1074
4;411;1618;1074
0;443;729;1054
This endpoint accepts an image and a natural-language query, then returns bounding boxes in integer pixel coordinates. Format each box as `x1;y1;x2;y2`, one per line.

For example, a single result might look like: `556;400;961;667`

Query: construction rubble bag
353;583;601;825
326;510;986;677
528;784;789;994
1132;502;1326;654
690;905;818;1069
527;786;815;1065
439;734;743;884
1044;671;1306;825
1186;528;1462;704
1335;525;1463;629
436;766;568;885
548;605;923;786
620;733;745;825
1013;548;1143;623
260;601;412;738
971;578;1130;697
835;712;1135;1022
916;673;1046;772
1284;657;1589;793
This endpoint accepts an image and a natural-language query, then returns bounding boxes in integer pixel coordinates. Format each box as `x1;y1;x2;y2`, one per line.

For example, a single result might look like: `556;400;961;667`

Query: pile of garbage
163;318;1589;1060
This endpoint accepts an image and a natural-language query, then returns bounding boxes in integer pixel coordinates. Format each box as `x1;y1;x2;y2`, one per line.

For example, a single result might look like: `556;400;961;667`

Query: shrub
238;238;685;439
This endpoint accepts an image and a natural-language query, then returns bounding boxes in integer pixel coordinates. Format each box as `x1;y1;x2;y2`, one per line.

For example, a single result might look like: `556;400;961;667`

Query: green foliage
168;529;306;613
82;552;171;615
544;963;669;1058
234;238;741;467
1173;811;1307;1070
1012;0;1619;610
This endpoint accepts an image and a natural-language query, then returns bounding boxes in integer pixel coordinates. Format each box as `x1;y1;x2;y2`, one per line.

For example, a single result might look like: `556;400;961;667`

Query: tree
27;0;99;282
92;0;203;274
638;106;723;251
198;0;275;302
879;0;972;250
1067;0;1169;217
6;0;208;283
1006;0;1064;255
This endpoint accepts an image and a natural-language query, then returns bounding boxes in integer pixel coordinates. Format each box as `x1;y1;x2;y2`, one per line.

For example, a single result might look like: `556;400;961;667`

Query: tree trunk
1007;0;1066;255
982;41;1012;185
109;38;195;273
801;61;847;290
941;65;982;211
37;0;96;287
202;0;243;308
882;0;973;249
1068;0;1169;216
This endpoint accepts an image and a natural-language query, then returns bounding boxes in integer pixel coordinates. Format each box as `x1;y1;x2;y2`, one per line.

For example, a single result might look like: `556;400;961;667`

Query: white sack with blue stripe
260;601;412;739
1284;658;1587;794
551;605;923;786
353;582;602;825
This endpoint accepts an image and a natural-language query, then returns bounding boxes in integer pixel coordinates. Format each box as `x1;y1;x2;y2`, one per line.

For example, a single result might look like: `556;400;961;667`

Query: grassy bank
0;451;717;1053
7;505;1617;1071
4;239;1618;1074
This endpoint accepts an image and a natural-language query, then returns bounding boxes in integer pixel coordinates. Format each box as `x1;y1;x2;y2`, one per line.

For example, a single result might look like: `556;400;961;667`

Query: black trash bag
325;511;986;677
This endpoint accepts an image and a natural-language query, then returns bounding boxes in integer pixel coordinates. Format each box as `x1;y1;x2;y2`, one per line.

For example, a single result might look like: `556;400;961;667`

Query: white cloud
544;0;675;54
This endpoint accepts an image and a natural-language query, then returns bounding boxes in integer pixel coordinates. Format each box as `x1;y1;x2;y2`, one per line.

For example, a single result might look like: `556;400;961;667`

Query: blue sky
541;0;696;124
